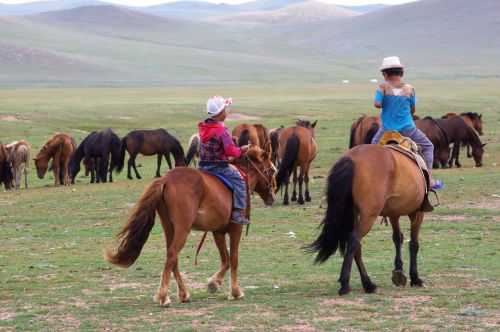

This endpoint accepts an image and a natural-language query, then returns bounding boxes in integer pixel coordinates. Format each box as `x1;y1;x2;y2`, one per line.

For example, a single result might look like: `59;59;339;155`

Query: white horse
6;140;30;190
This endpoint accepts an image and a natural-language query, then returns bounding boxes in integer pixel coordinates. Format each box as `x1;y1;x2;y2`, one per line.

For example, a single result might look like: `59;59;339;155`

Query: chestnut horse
349;115;380;148
415;117;450;168
185;133;200;167
442;112;484;158
34;133;76;186
0;143;13;190
120;129;186;180
307;144;429;296
232;124;270;149
269;126;284;167
106;146;276;306
276;120;318;205
5;140;31;189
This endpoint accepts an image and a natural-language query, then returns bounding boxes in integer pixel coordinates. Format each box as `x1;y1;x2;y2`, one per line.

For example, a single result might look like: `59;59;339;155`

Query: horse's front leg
390;217;407;287
156;154;162;177
165;154;172;170
454;142;462;168
466;144;472;158
228;224;244;300
207;232;230;293
409;212;425;287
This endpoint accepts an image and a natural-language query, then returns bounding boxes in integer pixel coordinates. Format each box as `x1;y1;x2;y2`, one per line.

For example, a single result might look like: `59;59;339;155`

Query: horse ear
482;143;487;148
312;120;318;128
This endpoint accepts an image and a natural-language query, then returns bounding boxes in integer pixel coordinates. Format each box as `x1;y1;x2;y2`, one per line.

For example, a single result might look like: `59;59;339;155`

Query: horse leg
207;232;230;293
454;142;462;168
13;164;20;190
63;157;71;186
390;217;407;287
339;214;376;296
228;224;244;300
291;168;297;202
155;154;162;178
127;154;133;180
53;155;61;186
99;157;109;183
304;164;311;202
283;175;290;205
165;154;172;170
297;167;305;205
354;245;377;293
22;163;28;189
409;212;425;287
131;154;141;179
466;144;472;158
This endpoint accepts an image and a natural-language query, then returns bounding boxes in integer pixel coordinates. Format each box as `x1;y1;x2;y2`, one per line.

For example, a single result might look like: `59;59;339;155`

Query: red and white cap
207;96;233;117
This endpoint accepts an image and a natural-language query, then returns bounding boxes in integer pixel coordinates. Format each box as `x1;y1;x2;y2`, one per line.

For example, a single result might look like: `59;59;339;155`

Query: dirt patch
281;319;318;332
0;310;15;321
393;296;433;321
0;114;26;122
436;215;467;221
321;298;365;307
227;113;261;121
108;282;143;291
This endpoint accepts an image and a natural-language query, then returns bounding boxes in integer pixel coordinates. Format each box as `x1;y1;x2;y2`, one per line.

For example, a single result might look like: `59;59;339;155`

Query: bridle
242;156;276;191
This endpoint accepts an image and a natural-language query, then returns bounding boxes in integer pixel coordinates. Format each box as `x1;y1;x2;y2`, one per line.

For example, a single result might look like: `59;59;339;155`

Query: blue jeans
372;127;434;169
199;164;246;210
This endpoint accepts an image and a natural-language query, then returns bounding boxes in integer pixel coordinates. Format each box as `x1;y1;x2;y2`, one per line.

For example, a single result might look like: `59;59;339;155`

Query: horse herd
0;121;319;209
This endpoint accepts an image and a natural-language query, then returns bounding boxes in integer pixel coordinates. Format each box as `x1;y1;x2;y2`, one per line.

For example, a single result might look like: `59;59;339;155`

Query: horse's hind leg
208;232;230;293
23;163;28;189
390;217;407;287
283;176;290;205
291;168;297;202
297;167;305;205
409;212;425;287
165;154;172;170
354;245;377;293
228;224;244;300
304;163;311;202
132;155;141;179
155;154;162;177
454;142;462;168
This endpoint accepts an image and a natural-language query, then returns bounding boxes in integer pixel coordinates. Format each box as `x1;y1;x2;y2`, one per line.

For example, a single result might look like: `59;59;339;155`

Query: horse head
33;156;48;179
244;145;276;206
472;143;486;167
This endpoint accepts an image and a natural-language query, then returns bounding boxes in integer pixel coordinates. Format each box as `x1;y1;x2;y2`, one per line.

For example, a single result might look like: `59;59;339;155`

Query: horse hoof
338;285;351;296
291;194;297;202
154;294;171;307
230;290;245;300
283;200;289;206
363;281;378;294
127;176;133;180
298;197;305;205
392;270;407;287
207;279;221;294
305;196;311;202
411;278;424;288
179;292;191;303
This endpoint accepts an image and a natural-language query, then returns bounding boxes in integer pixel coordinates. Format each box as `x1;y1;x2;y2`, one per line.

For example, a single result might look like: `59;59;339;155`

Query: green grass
1;81;500;331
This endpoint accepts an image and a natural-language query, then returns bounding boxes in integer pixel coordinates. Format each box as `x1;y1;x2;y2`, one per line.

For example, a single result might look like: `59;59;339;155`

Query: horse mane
460;112;480;120
185;134;199;166
464;124;483;148
349;116;364;148
238;129;250;146
165;131;186;166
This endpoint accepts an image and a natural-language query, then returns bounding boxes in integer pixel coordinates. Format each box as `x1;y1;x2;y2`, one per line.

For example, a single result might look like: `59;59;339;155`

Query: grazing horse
70;129;123;183
269;126;284;167
120;129;186;180
105;146;276;306
276;120;318;205
415;117;451;168
0;143;13;190
34;133;75;186
5;140;31;189
185;133;200;167
232;124;270;149
349;115;380;148
307;144;429;296
436;116;485;168
442;112;484;158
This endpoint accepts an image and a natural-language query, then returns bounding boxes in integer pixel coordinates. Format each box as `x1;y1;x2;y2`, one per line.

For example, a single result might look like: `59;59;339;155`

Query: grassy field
1;81;500;331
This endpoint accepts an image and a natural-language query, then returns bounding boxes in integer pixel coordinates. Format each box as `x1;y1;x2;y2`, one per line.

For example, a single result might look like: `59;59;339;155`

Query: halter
244;156;275;190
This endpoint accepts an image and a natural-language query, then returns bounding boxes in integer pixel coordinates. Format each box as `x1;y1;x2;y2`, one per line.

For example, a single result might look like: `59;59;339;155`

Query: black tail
111;133;124;173
275;134;299;190
171;136;186;167
364;122;380;144
119;136;127;171
306;157;355;264
185;135;199;166
238;129;250;146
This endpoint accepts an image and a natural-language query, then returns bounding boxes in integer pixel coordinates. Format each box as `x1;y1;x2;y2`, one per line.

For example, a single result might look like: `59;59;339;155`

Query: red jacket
198;119;241;162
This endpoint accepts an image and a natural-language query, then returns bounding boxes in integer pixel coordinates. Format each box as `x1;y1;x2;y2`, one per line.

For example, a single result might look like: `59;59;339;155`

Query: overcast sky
0;0;418;6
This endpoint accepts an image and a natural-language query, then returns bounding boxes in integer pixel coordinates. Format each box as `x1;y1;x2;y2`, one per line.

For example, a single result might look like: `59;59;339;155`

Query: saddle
378;131;435;212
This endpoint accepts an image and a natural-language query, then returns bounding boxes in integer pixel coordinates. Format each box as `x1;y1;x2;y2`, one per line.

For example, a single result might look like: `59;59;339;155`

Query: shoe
231;209;250;225
431;180;444;191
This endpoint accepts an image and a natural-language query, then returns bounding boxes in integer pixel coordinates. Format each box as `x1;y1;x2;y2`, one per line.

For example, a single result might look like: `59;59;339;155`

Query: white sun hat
206;96;233;117
380;56;404;71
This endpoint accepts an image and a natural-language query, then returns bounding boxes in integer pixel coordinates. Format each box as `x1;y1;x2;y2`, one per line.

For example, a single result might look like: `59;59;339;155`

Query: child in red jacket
198;96;250;224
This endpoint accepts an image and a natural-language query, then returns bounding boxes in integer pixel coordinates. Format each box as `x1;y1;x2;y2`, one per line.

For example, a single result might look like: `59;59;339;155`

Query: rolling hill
0;0;107;16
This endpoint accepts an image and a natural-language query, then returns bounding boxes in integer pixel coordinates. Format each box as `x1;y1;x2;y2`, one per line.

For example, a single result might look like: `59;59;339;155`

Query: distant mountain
236;0;305;11
0;0;106;16
339;4;387;14
225;1;359;25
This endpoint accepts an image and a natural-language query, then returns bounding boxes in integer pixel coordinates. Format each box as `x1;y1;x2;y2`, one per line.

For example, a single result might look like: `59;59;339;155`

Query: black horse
0;143;13;190
70;129;123;183
119;129;186;180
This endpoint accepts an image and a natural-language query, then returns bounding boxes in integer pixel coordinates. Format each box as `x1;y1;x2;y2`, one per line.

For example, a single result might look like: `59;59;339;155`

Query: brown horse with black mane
34;133;76;186
120;129;186;180
232;124;270;149
349;115;380;148
276;120;318;205
415;117;451;168
442;112;484;159
0;143;13;190
307;144;429;295
105;146;276;306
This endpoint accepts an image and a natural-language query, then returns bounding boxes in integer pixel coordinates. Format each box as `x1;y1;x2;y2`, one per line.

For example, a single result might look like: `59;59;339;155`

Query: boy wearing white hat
198;96;250;224
371;57;443;190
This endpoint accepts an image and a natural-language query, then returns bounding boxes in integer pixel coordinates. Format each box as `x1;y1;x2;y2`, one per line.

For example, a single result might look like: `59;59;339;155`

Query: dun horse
276;120;318;205
120;129;186;179
34;133;76;186
232;124;270;149
0;143;13;190
5;140;31;189
70;129;123;183
105;146;276;306
307;144;429;295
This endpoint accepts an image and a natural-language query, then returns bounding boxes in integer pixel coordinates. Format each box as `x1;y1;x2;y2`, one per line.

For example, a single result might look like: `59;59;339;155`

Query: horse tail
185;134;199;166
111;133;124;173
119;136;128;171
306;156;355;264
238;129;250;146
349;116;363;148
276;134;299;190
364;121;380;144
105;178;165;267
